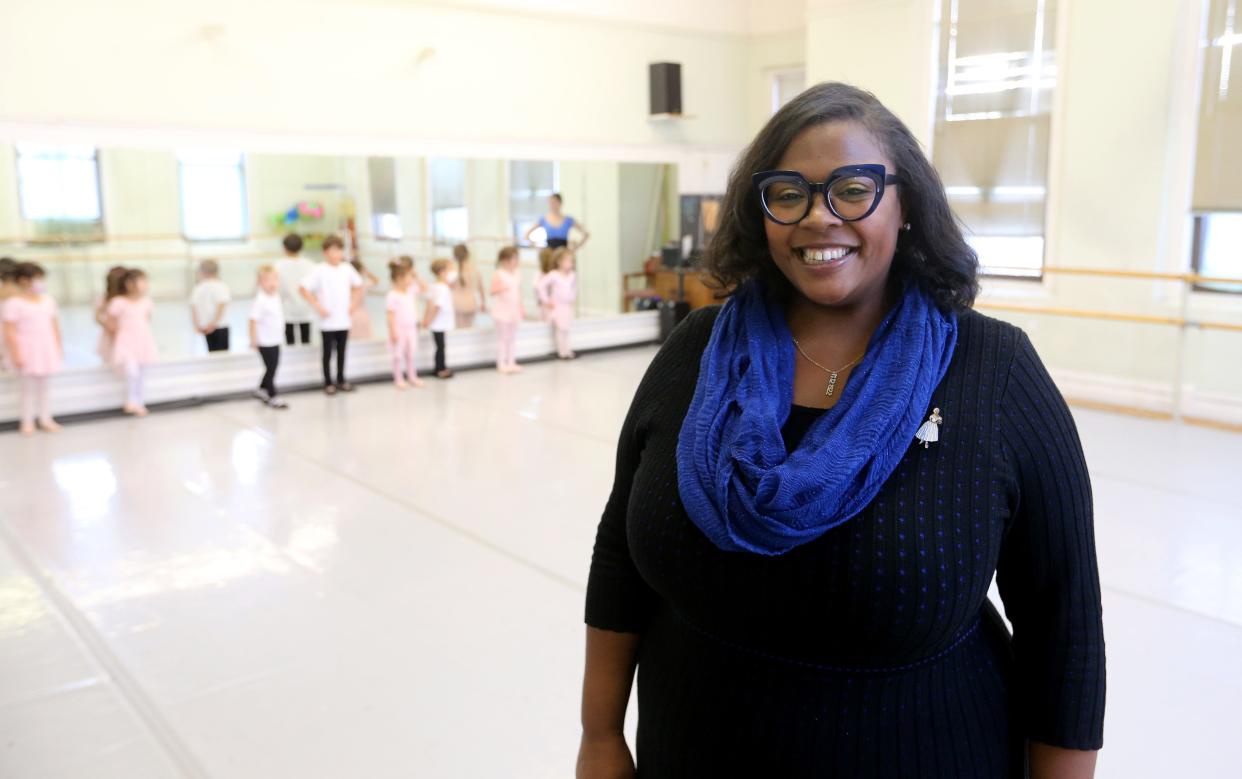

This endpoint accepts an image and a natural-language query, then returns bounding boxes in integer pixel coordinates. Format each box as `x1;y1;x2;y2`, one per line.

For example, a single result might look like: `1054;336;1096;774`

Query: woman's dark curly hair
703;82;978;312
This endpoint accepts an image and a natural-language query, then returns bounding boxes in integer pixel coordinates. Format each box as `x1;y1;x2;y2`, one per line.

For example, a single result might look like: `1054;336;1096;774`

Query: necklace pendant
825;371;838;397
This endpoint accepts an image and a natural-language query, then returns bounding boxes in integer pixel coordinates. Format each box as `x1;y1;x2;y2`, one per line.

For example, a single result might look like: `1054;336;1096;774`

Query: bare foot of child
395;380;409;390
412;378;425;388
19;423;35;437
37;419;62;433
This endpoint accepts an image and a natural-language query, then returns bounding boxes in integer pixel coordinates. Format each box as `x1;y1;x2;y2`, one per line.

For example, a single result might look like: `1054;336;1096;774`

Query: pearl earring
901;222;912;232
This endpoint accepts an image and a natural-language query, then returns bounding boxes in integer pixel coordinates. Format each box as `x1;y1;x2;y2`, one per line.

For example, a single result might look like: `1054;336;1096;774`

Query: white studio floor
1;345;1240;778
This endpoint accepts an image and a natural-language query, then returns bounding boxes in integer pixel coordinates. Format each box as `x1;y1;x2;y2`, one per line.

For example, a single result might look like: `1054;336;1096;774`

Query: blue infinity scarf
676;281;957;555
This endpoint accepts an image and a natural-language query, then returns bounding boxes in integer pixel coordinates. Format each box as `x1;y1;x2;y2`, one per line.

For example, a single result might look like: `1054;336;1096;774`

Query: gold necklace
791;339;865;397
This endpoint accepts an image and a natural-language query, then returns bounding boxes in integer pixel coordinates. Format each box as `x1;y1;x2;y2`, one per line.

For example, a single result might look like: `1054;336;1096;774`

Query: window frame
14;144;106;243
177;150;249;243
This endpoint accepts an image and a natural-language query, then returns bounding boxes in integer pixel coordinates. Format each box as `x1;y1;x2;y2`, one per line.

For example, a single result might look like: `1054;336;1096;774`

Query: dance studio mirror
0;144;685;369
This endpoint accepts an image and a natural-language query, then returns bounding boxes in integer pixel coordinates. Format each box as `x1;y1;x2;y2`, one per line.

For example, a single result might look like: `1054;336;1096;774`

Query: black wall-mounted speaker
649;62;682;116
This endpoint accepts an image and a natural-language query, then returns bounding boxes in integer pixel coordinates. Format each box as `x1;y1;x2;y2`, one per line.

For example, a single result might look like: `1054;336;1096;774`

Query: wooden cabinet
651;269;718;311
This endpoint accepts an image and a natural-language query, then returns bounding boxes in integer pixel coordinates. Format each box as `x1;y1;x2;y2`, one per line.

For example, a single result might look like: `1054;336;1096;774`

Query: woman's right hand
575;732;635;779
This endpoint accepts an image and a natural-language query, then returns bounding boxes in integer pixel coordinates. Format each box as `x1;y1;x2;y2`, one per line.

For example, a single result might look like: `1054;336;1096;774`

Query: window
1190;0;1242;293
931;0;1057;278
771;69;806;114
429;158;468;245
368;156;402;240
508;160;557;243
179;150;247;241
16;144;104;238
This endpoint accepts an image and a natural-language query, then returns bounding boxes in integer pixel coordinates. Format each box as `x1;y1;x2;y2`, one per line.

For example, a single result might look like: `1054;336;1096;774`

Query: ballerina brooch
914;407;942;449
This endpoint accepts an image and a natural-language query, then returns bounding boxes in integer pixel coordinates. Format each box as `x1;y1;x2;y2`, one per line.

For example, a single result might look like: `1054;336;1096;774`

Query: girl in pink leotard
385;261;424;390
536;248;578;360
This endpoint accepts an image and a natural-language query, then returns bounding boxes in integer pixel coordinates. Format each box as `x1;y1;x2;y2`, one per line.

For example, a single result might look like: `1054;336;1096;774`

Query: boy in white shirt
190;259;232;353
422;258;456;379
249;265;288;409
275;233;315;345
299;234;363;394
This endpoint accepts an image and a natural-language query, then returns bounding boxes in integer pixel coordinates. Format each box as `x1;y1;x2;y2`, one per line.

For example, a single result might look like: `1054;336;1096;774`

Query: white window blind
931;0;1057;278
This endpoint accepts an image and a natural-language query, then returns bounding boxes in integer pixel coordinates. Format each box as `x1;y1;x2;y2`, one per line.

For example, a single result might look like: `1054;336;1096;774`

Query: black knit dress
585;306;1105;778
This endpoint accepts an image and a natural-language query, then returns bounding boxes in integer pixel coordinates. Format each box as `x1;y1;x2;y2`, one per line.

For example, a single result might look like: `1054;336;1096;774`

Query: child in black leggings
298;234;363;394
423;258;456;378
249;265;288;408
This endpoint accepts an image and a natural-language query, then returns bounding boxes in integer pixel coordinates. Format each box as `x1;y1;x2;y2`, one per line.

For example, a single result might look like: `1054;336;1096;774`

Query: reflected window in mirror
179;150;247;242
430;158;468;245
368;157;402;240
508;160;558;243
16;144;104;242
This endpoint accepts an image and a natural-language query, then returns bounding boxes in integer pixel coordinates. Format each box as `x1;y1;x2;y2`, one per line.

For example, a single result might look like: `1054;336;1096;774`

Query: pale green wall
747;30;807;135
98;149;179;238
559;161;621;317
618;163;669;276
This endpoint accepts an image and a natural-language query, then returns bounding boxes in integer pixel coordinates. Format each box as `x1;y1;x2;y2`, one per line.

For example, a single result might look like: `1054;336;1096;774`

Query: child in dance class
0;257;18;372
535;247;554;322
386;260;424;390
190;258;233;353
397;255;429;296
349;257;378;340
107;268;160;416
423;259;455;379
299;234;363;395
450;243;486;329
536;248;578;360
2;263;63;435
276;233;315;346
249;265;288;409
95;265;128;364
490;246;525;374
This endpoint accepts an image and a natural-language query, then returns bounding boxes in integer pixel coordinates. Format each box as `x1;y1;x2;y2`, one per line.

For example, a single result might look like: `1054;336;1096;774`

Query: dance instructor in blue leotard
525;193;590;249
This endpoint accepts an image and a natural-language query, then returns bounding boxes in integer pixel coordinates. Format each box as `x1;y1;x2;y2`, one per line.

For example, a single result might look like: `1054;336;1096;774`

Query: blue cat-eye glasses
752;164;903;225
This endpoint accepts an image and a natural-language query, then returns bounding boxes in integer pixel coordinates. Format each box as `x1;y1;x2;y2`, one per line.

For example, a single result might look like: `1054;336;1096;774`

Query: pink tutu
107;296;159;366
2;295;62;376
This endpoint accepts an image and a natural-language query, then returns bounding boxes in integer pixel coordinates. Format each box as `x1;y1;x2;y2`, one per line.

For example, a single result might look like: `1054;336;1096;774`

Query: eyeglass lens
761;175;880;223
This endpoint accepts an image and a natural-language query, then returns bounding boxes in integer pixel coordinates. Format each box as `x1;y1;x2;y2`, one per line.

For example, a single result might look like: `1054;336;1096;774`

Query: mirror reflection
0;145;684;370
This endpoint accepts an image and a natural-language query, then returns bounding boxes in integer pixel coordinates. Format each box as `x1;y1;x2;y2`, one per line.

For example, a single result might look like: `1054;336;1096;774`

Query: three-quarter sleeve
996;331;1106;750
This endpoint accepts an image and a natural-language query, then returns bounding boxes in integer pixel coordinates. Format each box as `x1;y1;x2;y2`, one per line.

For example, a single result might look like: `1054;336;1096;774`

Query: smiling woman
579;83;1105;779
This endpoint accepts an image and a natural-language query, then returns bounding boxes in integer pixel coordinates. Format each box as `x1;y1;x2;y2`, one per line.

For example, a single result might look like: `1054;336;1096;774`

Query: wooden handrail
1040;266;1242;285
0;231;522;245
975;301;1242;333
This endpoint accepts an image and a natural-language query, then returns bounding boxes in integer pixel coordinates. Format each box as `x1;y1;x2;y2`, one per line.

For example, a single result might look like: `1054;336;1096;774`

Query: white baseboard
0;312;659;424
1049;367;1242;426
